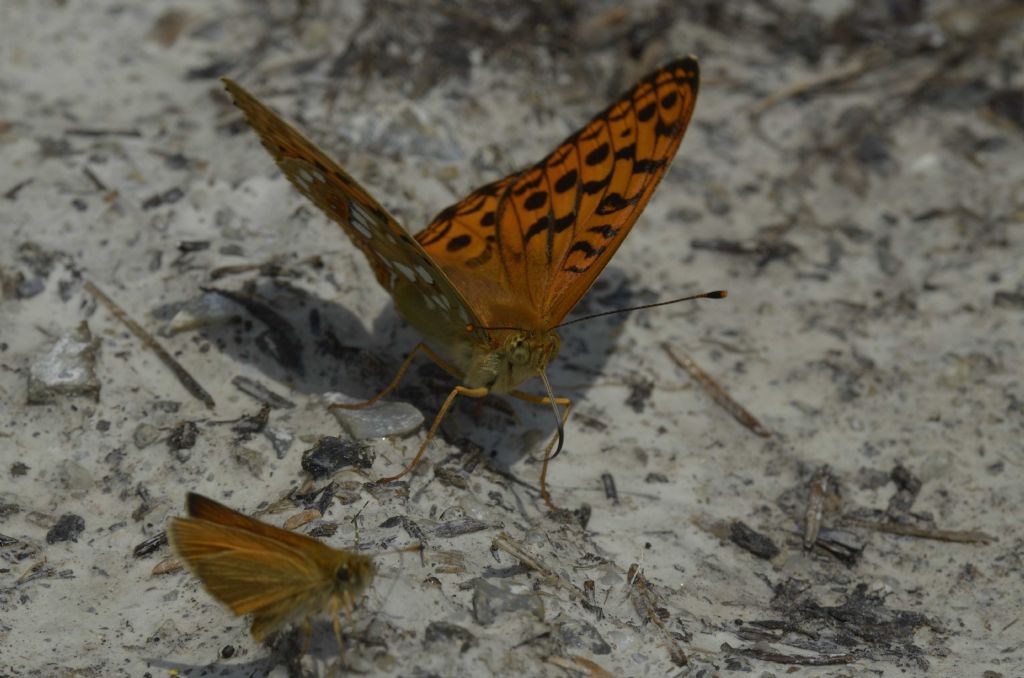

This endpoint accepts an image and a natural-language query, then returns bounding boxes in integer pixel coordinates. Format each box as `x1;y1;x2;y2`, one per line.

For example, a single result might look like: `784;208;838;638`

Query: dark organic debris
433;465;468;490
600;472;618;504
841;516;993;544
813;527;865;566
572;410;607;432
804;466;841;549
308;484;337;516
988;88;1024;131
187;57;236;80
132;484;154;522
729;521;780;560
231;404;271;442
0;501;20;520
177;240;209;254
65;127;141;138
424;621;477;653
489;533;579;596
133;531;168;558
749;54;884;117
770;579;939;666
470;578;544;626
555;619;611;655
887;464;922;519
664;344;772;437
141;187;184;210
993;290;1024;310
307;523;339;539
167;421;199;453
231;375;295;409
581;579;604;620
723;642;854;666
627;564;688;666
4;177;34;200
380;515;426;543
875;235;903;276
431;517;490;539
85;281;215;409
301;437;374;479
624;377;654;413
546;503;592;530
46;514;86;544
691;237;799;268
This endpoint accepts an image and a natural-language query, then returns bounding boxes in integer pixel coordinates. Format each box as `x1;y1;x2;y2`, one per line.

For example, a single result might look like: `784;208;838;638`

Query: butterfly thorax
463;329;560;393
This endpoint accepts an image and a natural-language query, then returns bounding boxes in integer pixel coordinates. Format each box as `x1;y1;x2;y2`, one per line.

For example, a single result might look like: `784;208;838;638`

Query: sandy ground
2;1;1023;676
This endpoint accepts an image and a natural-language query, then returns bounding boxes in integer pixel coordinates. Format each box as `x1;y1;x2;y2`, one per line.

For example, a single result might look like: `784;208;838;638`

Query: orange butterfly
168;493;375;651
224;57;719;507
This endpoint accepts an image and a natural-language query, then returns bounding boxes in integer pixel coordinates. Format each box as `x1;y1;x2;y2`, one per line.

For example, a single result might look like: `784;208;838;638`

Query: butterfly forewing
183;492;332;555
222;79;487;350
414;176;520;328
415;57;700;330
169;518;329;606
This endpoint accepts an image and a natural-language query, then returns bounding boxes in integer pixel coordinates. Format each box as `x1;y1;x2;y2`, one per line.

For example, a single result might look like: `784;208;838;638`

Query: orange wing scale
416;57;700;330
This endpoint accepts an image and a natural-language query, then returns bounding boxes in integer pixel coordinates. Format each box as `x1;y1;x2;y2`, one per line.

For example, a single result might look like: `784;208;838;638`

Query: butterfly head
465;328;560;393
504;330;560;369
333;553;376;597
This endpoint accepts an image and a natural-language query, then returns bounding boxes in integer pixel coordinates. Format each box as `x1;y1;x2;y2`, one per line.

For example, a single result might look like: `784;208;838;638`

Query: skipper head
334;554;376;597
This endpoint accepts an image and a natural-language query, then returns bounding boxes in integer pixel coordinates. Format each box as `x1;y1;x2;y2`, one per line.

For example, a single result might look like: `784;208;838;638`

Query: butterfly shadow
141;621;369;677
194;276;410;400
196;266;656;486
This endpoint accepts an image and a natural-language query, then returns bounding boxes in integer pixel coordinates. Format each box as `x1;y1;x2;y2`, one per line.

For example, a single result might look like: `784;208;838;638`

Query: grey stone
27;322;100;404
326;392;424;439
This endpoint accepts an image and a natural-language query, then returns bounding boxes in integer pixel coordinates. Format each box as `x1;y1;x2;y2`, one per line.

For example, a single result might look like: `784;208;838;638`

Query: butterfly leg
509;391;573;509
329;342;461;411
376;384;489;483
300;618;314;656
329;595;347;660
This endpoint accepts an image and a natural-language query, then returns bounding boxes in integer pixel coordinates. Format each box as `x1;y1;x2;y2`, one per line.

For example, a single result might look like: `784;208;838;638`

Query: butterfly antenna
351;501;369;549
538;368;565;461
555;290;727;329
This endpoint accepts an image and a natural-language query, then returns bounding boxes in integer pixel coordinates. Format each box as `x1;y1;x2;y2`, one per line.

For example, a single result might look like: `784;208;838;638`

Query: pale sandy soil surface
1;1;1023;676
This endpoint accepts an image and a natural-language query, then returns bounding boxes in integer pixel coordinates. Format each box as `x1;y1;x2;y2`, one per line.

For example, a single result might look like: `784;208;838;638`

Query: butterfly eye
336;566;350;583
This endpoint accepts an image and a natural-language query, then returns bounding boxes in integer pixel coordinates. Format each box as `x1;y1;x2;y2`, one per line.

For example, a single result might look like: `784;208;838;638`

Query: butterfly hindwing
222;79;487;348
416;57;700;330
